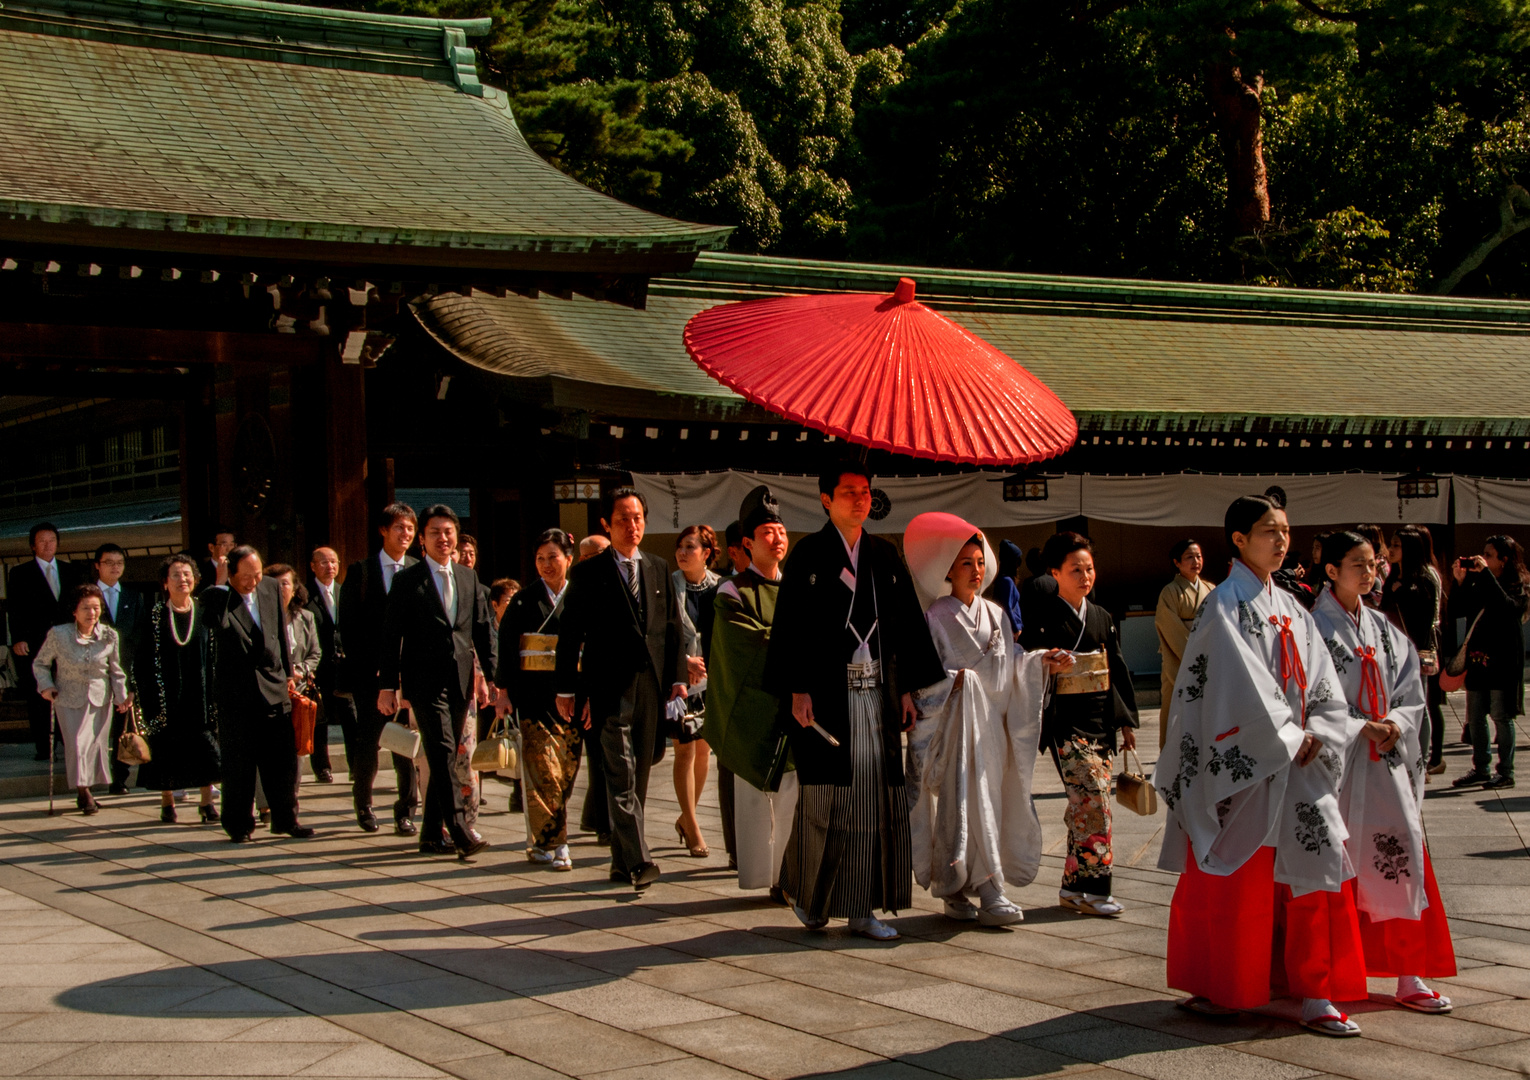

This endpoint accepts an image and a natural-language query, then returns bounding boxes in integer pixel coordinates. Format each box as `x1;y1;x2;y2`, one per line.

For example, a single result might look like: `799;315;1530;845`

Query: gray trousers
1467;689;1517;779
598;670;661;876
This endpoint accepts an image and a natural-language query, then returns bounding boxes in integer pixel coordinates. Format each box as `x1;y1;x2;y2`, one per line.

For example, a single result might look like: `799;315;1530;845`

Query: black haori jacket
764;522;944;786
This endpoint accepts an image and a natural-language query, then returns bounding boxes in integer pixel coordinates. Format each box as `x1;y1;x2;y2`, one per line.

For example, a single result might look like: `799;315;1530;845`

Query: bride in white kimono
904;513;1056;927
1311;531;1456;1013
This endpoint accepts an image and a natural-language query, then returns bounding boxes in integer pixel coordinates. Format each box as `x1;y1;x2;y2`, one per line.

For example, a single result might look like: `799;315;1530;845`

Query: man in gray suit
555;487;692;891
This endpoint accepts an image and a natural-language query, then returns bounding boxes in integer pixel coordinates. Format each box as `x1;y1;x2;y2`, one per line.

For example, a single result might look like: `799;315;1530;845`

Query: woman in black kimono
496;528;580;870
1020;531;1138;917
135;553;220;824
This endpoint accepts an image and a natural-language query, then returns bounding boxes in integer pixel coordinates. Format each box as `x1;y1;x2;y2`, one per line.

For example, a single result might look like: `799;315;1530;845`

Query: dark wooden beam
0;323;328;366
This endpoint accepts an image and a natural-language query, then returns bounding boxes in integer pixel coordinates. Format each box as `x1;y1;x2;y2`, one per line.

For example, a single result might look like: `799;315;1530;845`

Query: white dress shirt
242;589;262;630
317;580;337;618
426;556;457;621
98;581;120;621
37;557;60;600
379;550;406;594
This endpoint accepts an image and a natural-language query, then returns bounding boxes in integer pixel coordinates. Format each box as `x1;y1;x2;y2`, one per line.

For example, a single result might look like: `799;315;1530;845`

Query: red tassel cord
1269;615;1308;729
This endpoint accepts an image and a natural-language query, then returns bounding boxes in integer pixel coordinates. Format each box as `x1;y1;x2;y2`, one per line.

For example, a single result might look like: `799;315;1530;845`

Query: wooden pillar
325;357;369;569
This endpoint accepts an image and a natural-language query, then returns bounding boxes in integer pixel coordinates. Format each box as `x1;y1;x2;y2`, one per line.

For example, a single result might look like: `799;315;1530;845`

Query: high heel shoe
199;804;220;825
161;804;177;824
675;818;709;858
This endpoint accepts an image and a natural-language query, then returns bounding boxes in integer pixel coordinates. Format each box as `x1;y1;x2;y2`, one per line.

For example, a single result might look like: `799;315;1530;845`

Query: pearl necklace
168;600;196;647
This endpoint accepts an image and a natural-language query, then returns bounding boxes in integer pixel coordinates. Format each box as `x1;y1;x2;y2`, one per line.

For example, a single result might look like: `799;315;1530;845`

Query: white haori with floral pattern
1154;560;1363;896
1312;586;1430;922
910;594;1046;898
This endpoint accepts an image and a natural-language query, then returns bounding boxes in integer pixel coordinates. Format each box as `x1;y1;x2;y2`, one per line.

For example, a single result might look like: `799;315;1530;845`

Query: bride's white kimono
909;594;1046;899
1155;560;1364;894
1311;587;1429;922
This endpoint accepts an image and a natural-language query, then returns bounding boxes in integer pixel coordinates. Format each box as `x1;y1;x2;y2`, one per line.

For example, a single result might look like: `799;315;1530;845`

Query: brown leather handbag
116;703;151;766
290;690;318;756
1114;747;1157;817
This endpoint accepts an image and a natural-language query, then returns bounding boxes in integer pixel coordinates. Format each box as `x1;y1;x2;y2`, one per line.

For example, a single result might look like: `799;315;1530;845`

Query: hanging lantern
1392;472;1441;501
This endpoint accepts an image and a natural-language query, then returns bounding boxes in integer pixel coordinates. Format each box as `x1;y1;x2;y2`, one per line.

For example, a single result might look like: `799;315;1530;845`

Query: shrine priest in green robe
704;485;796;900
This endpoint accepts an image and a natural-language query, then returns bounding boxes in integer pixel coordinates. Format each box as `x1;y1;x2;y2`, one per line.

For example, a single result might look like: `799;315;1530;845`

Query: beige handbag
378;715;421;759
471;711;518;773
116;702;151;766
1114;747;1157;817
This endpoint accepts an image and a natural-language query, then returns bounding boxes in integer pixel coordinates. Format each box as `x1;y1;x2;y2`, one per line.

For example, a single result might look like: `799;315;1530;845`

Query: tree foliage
319;0;1530;296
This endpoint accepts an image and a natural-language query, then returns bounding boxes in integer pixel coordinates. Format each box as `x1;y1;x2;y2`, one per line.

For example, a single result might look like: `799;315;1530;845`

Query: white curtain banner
631;470;1451;533
1453;476;1530;523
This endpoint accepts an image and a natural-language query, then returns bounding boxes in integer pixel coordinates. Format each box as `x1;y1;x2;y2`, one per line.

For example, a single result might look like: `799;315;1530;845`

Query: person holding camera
1449;536;1530;790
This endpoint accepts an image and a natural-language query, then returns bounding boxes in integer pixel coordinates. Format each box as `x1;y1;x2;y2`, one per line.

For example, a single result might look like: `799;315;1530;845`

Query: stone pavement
0;697;1526;1080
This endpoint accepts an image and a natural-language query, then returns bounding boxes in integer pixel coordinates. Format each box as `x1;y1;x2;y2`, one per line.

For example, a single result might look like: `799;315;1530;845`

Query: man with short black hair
306;546;352;785
340;502;420;834
195;527;237;595
378;504;496;861
766;460;944;939
95;542;148;794
556;486;690;891
205;545;311;843
8;522;73;760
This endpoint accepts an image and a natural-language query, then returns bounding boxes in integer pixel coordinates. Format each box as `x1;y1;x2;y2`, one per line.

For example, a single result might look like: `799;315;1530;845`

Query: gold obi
520;633;558;671
1055;650;1109;695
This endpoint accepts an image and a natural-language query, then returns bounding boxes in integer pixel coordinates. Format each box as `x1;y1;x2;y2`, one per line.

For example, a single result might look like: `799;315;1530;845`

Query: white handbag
378;714;421;759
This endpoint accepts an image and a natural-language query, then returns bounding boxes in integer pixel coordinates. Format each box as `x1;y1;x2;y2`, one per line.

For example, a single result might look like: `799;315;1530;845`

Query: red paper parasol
683;278;1077;465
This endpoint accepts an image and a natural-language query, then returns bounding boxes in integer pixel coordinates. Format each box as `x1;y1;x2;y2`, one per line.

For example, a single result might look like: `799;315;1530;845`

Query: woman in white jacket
33;584;131;814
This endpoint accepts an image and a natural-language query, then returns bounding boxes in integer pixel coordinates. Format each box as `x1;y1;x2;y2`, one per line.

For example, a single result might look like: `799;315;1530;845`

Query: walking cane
46;699;57;817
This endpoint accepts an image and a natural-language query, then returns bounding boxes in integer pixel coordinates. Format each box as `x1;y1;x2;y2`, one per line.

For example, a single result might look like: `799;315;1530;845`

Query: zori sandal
1397;990;1452;1014
1301;1010;1361;1037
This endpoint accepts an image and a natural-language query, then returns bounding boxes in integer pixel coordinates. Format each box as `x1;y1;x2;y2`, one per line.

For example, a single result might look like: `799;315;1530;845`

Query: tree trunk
1435;183;1530;294
1207;58;1270;234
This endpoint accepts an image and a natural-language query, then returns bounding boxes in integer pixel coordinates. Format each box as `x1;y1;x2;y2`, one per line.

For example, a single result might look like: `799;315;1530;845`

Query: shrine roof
0;0;731;273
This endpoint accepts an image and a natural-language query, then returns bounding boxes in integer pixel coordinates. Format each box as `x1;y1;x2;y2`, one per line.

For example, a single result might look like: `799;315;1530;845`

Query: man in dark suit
193;527;237;596
339;503;421;835
555;487;690;891
306;546;353;787
95;543;148;794
764;461;944;940
204;545;312;843
377;504;495;861
7;522;73;760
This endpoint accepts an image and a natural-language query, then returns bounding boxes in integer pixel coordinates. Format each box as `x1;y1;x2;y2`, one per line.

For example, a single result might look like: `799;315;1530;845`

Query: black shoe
419;839;455;856
161;805;177;824
458;838;489;863
274;825;315;839
315;770;334;783
228;832;252;844
1453;770;1492;788
199;804;220;825
109;782;128;796
78;793;99;816
357;807;379;833
631;862;660;892
395;816;418;837
1486;774;1517;789
258;808;271;826
509;790;524;814
609;869;630;883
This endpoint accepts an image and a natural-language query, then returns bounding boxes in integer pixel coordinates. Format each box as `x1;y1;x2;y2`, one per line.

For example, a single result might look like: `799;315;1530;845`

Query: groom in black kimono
765;460;943;940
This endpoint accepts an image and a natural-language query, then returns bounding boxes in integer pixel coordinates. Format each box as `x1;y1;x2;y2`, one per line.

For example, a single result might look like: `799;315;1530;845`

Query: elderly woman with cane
33;583;132;815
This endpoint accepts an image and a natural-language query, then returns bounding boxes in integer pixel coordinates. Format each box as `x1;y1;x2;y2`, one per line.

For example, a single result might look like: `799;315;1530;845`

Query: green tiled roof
416;251;1530;435
0;0;731;270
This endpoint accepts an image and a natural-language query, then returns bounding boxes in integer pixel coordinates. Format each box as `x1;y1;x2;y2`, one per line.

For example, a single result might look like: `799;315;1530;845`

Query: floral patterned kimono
1312;587;1456;978
1155;560;1368;1009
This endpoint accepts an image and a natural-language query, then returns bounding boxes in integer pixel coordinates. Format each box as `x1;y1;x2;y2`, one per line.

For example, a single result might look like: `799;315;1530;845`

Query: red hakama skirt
1167;843;1369;1009
1357;847;1457;978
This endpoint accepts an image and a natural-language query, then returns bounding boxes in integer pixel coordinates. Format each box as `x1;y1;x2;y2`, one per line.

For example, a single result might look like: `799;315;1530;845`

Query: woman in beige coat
1154;539;1213;747
34;584;131;814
